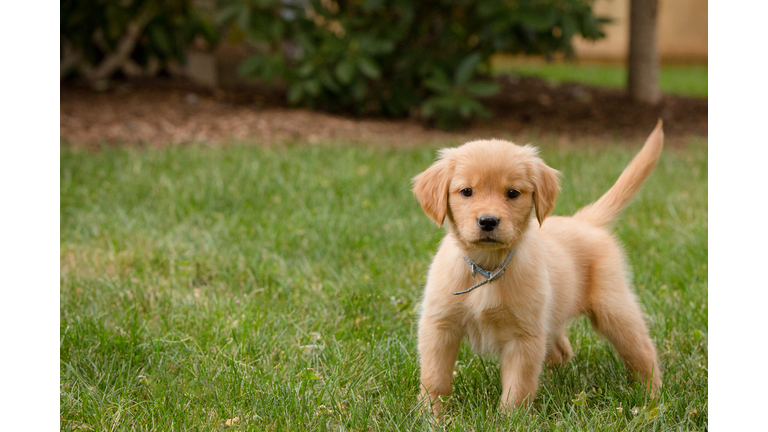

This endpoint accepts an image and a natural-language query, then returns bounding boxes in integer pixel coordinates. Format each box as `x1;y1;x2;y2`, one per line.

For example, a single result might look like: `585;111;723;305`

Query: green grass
492;57;708;98
61;138;707;431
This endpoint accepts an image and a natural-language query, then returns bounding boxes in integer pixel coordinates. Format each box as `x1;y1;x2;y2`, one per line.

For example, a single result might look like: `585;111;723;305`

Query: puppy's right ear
412;154;455;227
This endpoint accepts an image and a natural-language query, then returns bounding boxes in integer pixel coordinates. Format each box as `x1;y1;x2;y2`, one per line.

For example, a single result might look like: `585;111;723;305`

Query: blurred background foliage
60;0;608;128
60;0;219;79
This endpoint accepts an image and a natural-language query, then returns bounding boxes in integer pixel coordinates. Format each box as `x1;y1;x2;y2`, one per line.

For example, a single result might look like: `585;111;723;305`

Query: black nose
477;216;499;231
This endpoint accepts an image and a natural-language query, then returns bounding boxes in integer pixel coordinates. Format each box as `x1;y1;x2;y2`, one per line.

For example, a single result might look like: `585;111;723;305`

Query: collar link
452;249;516;295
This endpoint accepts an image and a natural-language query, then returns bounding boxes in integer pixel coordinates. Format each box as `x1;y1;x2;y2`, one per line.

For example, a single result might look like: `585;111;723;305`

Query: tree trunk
628;0;661;104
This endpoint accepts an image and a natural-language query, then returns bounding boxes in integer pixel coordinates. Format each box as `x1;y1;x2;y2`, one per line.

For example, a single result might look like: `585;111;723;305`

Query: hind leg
589;278;662;393
545;331;573;368
499;334;547;410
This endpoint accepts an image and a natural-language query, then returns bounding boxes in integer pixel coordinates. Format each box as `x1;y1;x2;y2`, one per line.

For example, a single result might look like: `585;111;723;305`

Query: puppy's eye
460;188;473;197
507;189;521;199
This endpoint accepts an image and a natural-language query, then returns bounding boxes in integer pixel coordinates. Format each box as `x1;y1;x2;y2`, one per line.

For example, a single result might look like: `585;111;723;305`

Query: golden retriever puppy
412;122;664;414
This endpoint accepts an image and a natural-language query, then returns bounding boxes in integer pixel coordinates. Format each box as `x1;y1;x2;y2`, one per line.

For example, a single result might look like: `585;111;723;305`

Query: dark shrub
217;0;608;128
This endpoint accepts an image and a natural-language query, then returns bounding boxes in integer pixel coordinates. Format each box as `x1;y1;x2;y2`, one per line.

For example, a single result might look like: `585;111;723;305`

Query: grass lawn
492;57;708;99
61;137;707;430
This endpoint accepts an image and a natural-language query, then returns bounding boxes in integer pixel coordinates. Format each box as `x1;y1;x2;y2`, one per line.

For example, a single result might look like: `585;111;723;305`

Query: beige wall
573;0;708;63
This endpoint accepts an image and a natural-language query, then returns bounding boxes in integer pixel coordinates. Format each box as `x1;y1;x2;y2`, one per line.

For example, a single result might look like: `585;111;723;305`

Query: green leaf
147;25;171;56
255;0;280;7
572;391;587;406
357;57;381;80
269;18;287;39
561;14;577;40
420;95;453;117
459;102;472;118
423;69;451;94
287;83;304;105
465;81;499;97
214;5;242;26
335;59;356;84
295;33;317;56
335;59;355;84
373;40;395;54
362;0;385;12
304;79;321;97
455;52;482;84
519;8;558;32
319;69;341;92
351;79;367;101
300;368;323;380
296;62;315;78
420;99;437;117
646;406;660;420
238;5;251;31
359;36;395;55
237;56;264;77
198;15;220;44
423;78;451;94
262;54;286;80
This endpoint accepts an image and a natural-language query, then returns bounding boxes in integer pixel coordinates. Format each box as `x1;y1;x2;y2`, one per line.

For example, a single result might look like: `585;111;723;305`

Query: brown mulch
60;76;707;148
479;76;707;140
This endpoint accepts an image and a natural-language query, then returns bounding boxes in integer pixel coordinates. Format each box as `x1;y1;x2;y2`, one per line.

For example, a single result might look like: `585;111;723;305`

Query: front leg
418;316;463;416
499;334;547;410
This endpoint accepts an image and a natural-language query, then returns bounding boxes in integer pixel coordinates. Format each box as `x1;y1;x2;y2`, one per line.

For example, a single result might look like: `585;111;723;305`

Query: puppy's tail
574;120;664;228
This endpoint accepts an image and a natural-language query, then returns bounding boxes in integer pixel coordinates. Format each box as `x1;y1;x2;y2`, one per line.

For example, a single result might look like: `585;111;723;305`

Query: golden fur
412;122;664;414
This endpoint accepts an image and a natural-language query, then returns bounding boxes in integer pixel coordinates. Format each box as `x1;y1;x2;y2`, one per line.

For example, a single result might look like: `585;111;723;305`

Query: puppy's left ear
412;153;455;227
533;161;561;226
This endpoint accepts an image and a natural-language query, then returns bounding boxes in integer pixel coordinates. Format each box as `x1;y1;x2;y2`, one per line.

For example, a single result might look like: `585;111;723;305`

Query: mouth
476;238;500;244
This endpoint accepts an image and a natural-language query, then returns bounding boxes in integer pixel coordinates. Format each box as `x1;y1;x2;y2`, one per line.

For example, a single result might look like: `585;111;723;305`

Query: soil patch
60;76;706;148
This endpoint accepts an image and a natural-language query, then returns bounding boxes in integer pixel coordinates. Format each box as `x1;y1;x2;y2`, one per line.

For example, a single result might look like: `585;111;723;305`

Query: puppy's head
412;140;560;251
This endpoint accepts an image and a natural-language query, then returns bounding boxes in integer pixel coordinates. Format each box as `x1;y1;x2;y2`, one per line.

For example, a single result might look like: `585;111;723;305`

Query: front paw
498;392;534;413
420;392;450;417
